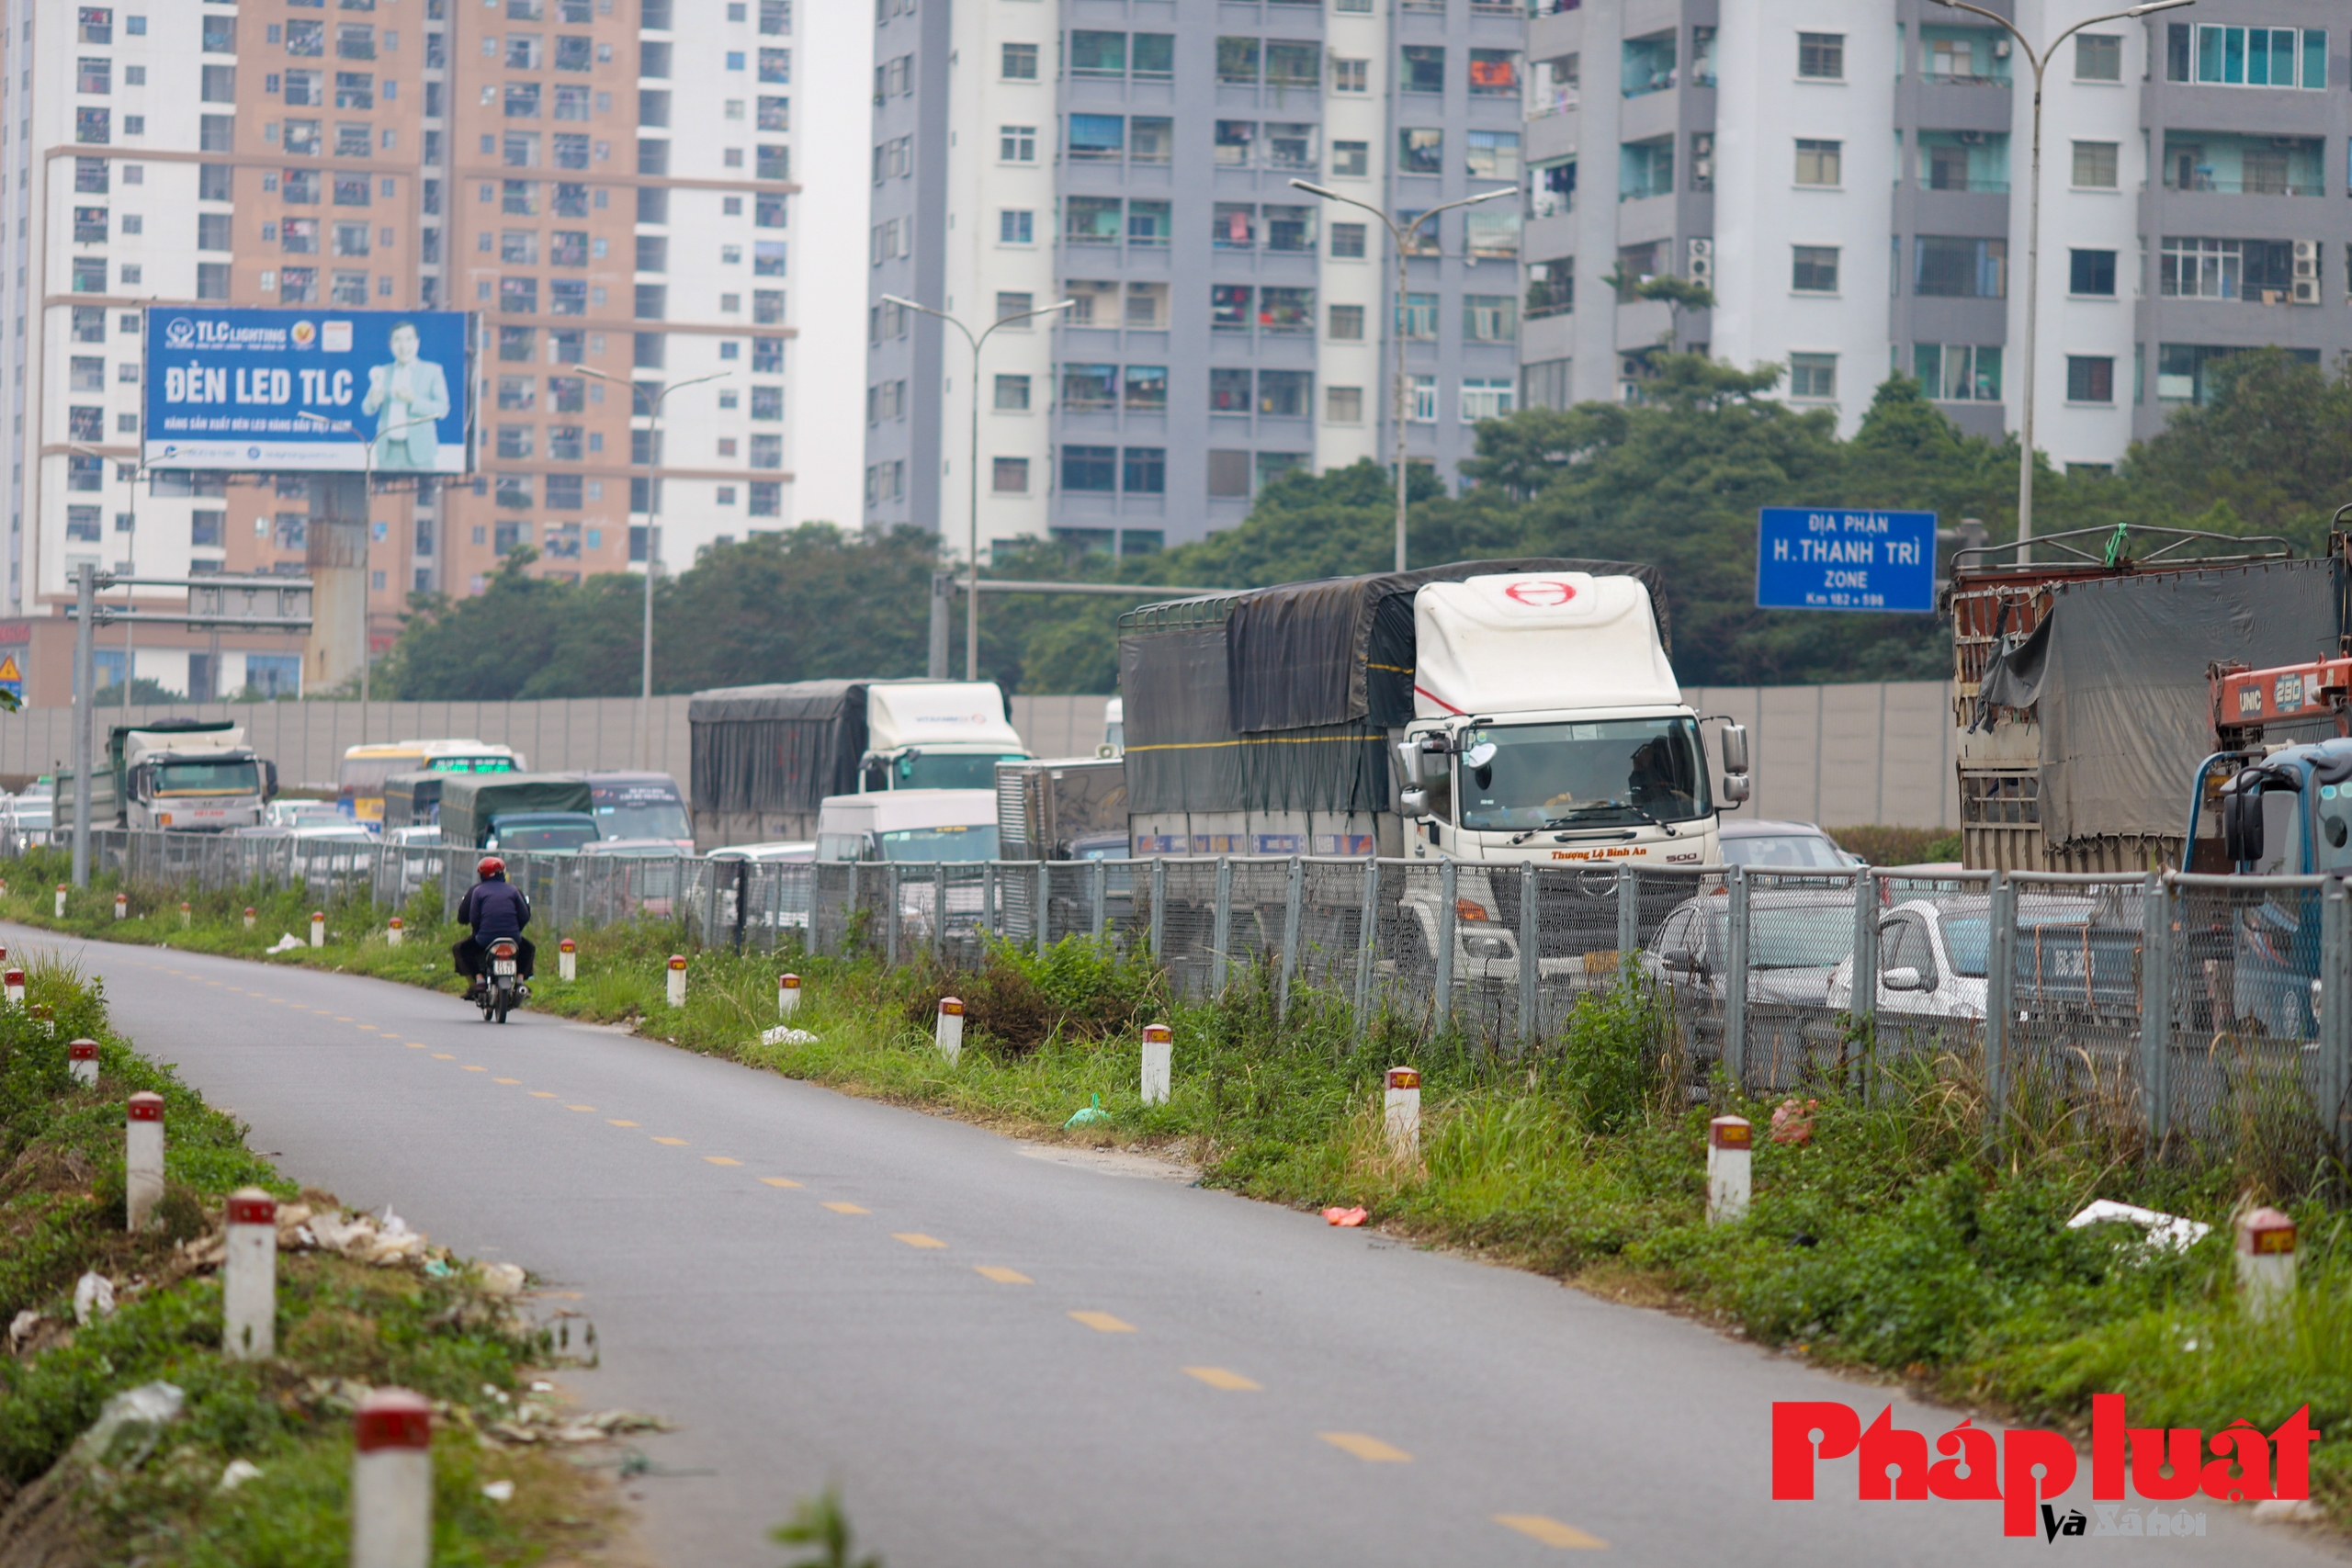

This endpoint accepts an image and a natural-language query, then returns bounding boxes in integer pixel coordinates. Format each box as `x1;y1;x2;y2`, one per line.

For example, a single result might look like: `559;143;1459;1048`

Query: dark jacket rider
454;856;535;997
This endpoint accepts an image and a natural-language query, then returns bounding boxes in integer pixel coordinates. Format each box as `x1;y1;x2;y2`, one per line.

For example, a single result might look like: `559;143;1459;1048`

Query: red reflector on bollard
128;1091;164;1122
227;1193;277;1225
354;1389;433;1451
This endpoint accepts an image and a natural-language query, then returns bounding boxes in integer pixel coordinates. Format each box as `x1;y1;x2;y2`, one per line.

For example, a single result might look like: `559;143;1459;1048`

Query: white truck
1118;561;1749;979
689;680;1033;851
58;721;278;833
815;788;1001;946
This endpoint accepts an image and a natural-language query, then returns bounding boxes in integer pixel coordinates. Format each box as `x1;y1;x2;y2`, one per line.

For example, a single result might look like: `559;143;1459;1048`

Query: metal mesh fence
21;830;2352;1158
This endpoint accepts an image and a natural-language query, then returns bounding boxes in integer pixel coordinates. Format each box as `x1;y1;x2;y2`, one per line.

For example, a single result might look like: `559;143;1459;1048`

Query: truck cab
855;682;1032;794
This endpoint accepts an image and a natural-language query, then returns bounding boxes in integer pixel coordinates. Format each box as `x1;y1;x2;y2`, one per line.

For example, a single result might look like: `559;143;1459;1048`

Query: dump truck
56;720;277;832
688;680;1031;852
436;773;596;852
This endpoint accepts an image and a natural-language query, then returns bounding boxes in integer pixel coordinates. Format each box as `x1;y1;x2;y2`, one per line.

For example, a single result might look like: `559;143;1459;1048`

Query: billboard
143;309;472;473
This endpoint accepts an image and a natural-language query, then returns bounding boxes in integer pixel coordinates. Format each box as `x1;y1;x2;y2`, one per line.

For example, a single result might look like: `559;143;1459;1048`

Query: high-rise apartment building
0;0;805;704
1527;0;2352;470
864;0;1528;558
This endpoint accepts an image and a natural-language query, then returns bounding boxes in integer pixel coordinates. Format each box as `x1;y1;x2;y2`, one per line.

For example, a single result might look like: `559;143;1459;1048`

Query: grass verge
5;850;2347;1533
0;932;629;1565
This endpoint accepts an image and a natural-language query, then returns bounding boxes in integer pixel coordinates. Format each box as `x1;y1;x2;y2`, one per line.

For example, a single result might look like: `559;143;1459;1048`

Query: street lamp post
1930;0;2192;565
69;446;144;711
881;294;1076;682
570;364;728;769
298;412;436;746
1290;180;1514;574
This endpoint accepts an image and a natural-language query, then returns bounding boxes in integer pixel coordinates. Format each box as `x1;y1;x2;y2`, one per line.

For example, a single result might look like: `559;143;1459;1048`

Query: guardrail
22;830;2351;1158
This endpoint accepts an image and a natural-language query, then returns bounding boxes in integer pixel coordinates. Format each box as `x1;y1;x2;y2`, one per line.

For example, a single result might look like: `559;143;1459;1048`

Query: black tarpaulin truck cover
2035;558;2339;847
438;773;594;848
1116;558;1669;815
689;681;875;818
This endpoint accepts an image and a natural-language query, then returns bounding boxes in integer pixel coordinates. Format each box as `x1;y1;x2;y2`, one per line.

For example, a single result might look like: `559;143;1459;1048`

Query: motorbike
480;937;525;1023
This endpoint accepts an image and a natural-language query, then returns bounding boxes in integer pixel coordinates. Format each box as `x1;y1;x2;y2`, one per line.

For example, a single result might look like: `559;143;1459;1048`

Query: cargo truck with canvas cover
436;773;596;852
688;680;1031;851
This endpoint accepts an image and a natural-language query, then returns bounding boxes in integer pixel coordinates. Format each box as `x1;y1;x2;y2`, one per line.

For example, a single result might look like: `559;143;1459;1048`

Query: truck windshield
499;820;600;852
899;752;1030;790
2315;783;2352;871
1455;717;1711;831
877;824;1000;862
154;761;261;795
594;800;692;840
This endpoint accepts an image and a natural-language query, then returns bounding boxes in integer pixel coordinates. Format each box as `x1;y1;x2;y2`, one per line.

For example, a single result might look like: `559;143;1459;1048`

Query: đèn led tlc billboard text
142;309;474;474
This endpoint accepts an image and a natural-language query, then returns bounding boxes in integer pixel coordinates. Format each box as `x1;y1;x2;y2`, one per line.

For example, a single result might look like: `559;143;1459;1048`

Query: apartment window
2159;237;2297;301
1401;44;1444;94
1209;368;1252;413
1332;223;1367;260
1619;137;1674;201
334;221;371;256
1792;245;1839;292
758;47;789;84
1794;139;1841;186
1788;353;1837;400
1326;386;1364;424
2075;33;2122;81
1396;292;1439;340
1257;370;1309;418
1915;236;2007;298
1798;32;1843;80
76;108;111;146
1267;41;1319;87
1062;364;1117;412
1527;259;1573;319
1069;116;1124;162
74;207;108;244
2169;24;2325;89
71;257;108;293
68;506;104;541
79;6;112;44
996;292;1034;323
1461;378;1515;423
502;276;539;313
2069;249;2116;296
288;18;323;54
992;457;1030;495
78;57;112;95
748;434;783;470
337;23;373;58
1466;130;1521;180
334;175;372;207
330;270;369;307
70;358;106;392
1333;141;1369;178
1329;303;1365;341
1398;129;1443;176
496;425;536;460
1470;50;1519;96
1333;57;1367;93
1463;295;1517;340
203;15;236;51
1000;209;1034;244
2072;141;2119;188
280;266;319;303
2066;356;2115;403
1001;125;1035;163
1062;446;1115;492
1002;42;1037;80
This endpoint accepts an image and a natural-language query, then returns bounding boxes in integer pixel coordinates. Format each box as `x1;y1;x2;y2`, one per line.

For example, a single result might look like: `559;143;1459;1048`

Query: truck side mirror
2223;777;2263;863
1722;773;1751;806
1719;723;1749;775
1399;787;1430;817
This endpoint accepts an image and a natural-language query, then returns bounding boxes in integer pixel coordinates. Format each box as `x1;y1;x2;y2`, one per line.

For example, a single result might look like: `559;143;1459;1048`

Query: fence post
1518;862;1539;1051
1984;872;2018;1154
1091;857;1108;944
1148;857;1167;964
1036;862;1052;960
1724;865;1750;1091
1617;865;1639;964
1353;857;1379;1026
1211;857;1232;996
885;863;901;967
1850;868;1878;1094
1433;859;1457;1038
984;862;998;940
738;859;755;957
1277;855;1302;1017
2142;871;2176;1148
843;861;860;958
935;863;950;962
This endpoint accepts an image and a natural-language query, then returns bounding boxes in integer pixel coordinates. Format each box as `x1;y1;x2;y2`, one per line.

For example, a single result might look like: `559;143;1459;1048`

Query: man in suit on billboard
360;321;450;469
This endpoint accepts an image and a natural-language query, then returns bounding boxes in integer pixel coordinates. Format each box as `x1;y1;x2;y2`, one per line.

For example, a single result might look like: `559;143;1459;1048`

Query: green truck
435;773;599;852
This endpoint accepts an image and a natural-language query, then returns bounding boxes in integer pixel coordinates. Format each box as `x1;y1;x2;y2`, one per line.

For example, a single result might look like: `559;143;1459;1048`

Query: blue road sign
1756;507;1938;614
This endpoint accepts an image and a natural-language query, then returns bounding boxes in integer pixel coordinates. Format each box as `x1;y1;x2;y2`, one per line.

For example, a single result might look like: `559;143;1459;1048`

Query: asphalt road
29;921;2346;1567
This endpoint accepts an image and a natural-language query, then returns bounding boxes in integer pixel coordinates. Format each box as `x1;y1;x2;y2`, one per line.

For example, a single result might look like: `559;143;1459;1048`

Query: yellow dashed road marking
529;1091;557;1099
1319;1433;1412;1463
974;1266;1031;1284
892;1233;945;1248
821;1201;868;1214
431;1054;456;1060
405;1043;428;1050
760;1177;802;1188
704;1156;742;1167
566;1104;595;1111
356;1024;381;1032
607;1119;639;1127
1493;1516;1609;1550
1183;1366;1261;1391
462;1066;488;1073
651;1136;689;1146
1069;1311;1136;1334
494;1077;521;1085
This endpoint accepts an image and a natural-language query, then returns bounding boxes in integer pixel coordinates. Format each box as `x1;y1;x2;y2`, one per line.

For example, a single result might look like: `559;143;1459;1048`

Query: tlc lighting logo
1773;1396;2318;1540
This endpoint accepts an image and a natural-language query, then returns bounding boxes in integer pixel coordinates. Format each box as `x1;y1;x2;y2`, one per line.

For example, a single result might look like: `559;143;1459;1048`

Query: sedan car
1642;887;1863;1007
1825;893;2108;1022
1717;818;1858;870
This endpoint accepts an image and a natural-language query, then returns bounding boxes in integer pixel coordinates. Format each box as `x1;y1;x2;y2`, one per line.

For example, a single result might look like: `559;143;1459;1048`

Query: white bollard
126;1091;164;1231
2237;1207;2296;1320
935;997;965;1064
68;1037;98;1088
223;1188;277;1360
310;910;325;948
351;1389;433;1568
558;938;576;982
665;953;687;1008
4;968;23;1008
179;901;191;928
54;883;66;918
1383;1066;1421;1160
778;972;800;1016
1708;1115;1753;1224
387;916;403;947
1140;1022;1172;1106
113;891;128;920
243;906;256;931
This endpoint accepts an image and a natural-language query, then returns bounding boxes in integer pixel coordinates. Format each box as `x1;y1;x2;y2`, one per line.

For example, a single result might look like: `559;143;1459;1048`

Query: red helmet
477;856;506;879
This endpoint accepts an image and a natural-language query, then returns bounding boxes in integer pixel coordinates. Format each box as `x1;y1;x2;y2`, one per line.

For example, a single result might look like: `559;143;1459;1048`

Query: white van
815;789;1000;863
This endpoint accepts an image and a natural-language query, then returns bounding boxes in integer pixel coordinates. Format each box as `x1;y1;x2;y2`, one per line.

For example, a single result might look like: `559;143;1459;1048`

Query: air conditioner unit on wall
2293;239;2320;303
1687;235;1713;284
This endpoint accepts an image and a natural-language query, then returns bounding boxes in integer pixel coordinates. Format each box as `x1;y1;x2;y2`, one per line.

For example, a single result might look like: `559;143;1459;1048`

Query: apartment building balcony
1527;111;1577;168
1528;8;1580;66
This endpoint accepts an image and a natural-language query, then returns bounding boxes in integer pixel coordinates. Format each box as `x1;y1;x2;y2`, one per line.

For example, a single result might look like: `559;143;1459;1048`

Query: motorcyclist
453;856;535;1000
